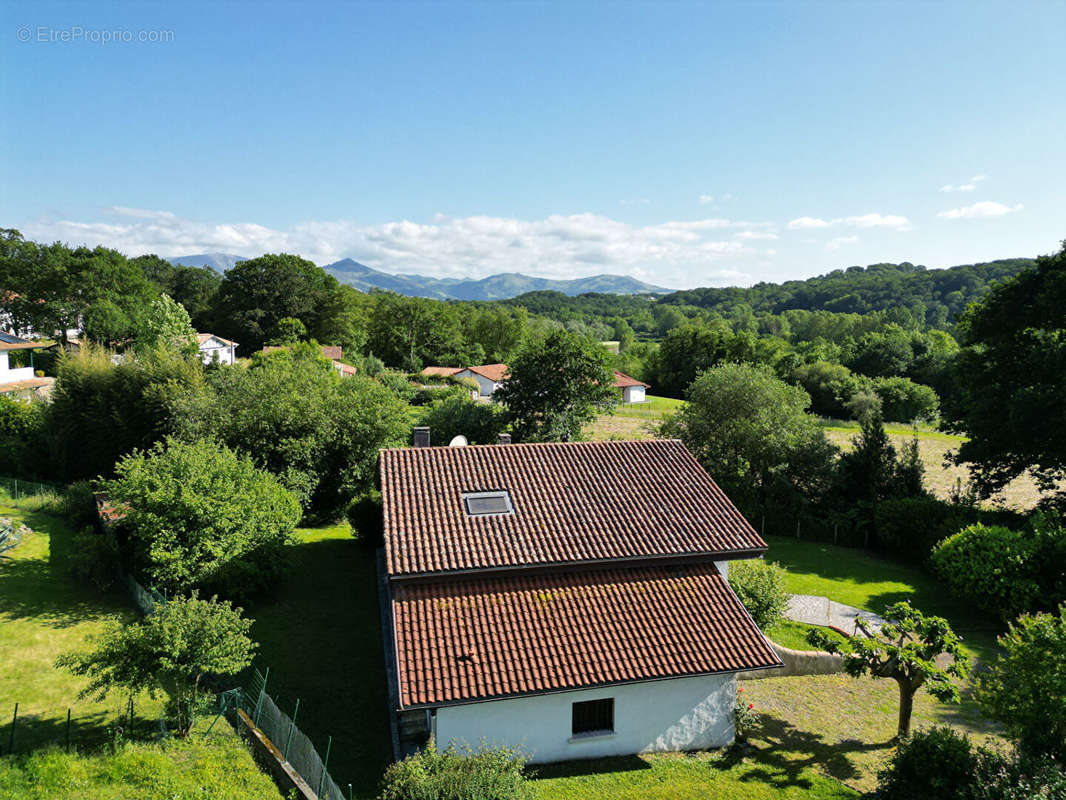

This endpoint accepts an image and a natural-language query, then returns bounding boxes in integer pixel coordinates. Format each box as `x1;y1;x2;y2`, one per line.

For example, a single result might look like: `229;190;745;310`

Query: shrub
103;437;301;600
347;490;384;545
378;740;533;800
418;394;509;445
872;496;974;562
876;726;981;800
68;526;120;591
930;524;1039;621
871;375;940;423
727;559;789;630
977;604;1066;763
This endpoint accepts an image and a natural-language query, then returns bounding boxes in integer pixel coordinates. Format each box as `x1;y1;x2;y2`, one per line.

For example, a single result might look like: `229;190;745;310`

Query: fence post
8;702;17;754
833;524;838;545
253;667;269;728
795;519;800;539
284;698;300;761
66;708;71;752
13;479;17;508
318;735;333;799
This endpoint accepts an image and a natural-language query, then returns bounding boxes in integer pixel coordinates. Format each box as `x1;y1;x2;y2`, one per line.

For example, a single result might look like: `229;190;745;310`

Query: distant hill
167;253;248;271
323;259;670;300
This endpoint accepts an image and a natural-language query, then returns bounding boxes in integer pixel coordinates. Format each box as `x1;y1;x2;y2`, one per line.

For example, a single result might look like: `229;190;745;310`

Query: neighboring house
260;344;357;377
0;333;52;398
197;333;238;365
379;436;782;763
613;370;650;403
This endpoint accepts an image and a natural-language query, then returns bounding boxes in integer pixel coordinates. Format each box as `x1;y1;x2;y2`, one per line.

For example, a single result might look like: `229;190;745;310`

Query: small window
462;491;513;517
572;698;614;736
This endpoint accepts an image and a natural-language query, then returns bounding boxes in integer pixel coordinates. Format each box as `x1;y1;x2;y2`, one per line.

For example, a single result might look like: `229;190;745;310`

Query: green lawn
764;620;846;652
243;523;392;799
612;394;685;419
0;500;165;753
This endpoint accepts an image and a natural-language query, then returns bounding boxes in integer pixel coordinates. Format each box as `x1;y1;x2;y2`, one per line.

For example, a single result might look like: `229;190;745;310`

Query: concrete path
786;594;886;636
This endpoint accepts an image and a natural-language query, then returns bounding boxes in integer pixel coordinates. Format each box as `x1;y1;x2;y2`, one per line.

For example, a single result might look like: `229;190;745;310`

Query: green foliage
930;524;1040;621
734;687;759;739
131;253;223;330
378;740;533;800
834;411;929;505
368;292;473;369
977;604;1066;762
495;329;618;442
946;242;1066;498
56;594;257;737
267;316;308;345
103;437;300;598
871;375;940;423
177;347;407;517
346;490;384;544
45;345;204;482
68;526;120;591
417;394;509;445
0;395;48;476
808;601;969;738
727;560;789;630
870;496;975;562
661;362;837;515
131;294;198;356
875;726;980;800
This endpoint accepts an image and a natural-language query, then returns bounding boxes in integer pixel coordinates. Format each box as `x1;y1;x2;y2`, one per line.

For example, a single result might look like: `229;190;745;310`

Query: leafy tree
727;560;789;629
835;410;928;504
175;344;408;516
660;363;837;515
56;594;256;736
211;253;348;353
131;294;198;356
808;601;969;738
130;254;222;329
103;437;301;598
367;292;469;369
945;242;1066;498
417;393;509;445
976;603;1066;762
871;376;939;423
266;316;307;345
495;330;617;442
792;360;862;418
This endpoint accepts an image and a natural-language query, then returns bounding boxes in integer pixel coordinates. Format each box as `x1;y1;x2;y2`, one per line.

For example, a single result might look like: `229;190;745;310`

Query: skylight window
463;491;514;517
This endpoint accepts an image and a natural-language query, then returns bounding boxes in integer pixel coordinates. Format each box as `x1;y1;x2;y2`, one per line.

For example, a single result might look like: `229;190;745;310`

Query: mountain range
166;254;670;299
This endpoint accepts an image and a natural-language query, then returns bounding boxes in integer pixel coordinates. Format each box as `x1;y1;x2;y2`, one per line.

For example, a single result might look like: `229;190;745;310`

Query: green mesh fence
243;668;349;800
0;476;59;508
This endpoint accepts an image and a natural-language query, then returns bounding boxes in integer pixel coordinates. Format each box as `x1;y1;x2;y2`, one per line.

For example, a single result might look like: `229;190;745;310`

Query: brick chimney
497;433;511;445
413;427;431;448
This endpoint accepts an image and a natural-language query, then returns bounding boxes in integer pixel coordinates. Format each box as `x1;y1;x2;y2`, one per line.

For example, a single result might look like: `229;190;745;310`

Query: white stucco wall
199;343;236;366
0;352;34;381
433;672;736;764
623;385;646;404
458;370;499;397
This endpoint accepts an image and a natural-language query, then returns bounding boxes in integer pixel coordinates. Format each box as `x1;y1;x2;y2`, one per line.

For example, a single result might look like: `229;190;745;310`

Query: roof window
463;490;514;517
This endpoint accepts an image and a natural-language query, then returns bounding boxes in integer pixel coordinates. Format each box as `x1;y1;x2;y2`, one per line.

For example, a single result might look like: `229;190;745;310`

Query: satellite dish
448;435;469;447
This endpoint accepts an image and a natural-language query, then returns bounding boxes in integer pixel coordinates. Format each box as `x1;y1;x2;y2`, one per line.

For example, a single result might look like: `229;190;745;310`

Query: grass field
242;523;392;799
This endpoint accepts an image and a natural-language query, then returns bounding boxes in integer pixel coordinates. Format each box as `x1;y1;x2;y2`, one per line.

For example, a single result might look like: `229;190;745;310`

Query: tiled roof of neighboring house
0;332;31;345
421;366;464;377
0;377;52;394
197;332;238;347
391;562;782;708
94;493;127;527
0;340;43;351
464;363;508;382
380;439;767;576
613;370;650;389
335;360;358;376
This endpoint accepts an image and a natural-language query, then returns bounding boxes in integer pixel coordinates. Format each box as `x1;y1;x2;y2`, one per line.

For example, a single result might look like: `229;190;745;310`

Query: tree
835;409;927;504
211;253;347;353
266;316;307;345
976;603;1066;762
130;294;198;356
727;560;789;629
56;594;256;736
417;393;509;445
366;293;468;369
175;345;408;516
808;601;969;738
660;362;837;515
494;330;617;442
103;437;301;599
130;254;222;330
945;242;1066;498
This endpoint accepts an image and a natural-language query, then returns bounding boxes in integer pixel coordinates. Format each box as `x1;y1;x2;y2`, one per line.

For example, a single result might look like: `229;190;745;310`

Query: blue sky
2;0;1063;288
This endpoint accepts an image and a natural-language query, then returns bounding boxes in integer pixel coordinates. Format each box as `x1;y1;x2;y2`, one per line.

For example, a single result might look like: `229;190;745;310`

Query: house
0;334;52;398
613;370;650;403
197;333;238;365
260;344;357;377
379;435;782;763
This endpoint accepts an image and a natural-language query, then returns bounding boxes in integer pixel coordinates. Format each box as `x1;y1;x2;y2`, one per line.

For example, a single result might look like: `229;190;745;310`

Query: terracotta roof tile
381;439;766;576
612;370;650;389
391;562;782;708
465;363;508;382
421;366;464;377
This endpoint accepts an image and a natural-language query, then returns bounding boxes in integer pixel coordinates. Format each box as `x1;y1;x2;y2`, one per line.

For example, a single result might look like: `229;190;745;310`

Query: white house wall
458;371;498;397
433;672;736;764
623;385;646;404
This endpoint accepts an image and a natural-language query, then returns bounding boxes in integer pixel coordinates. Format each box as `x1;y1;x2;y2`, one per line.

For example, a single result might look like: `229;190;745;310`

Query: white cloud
939;174;988;193
826;235;859;251
733;230;778;241
937;200;1023;220
21;209;775;288
787;213;910;231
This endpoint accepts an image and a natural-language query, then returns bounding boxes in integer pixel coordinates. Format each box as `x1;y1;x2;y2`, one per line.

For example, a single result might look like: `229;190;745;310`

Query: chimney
497;433;511;445
413;426;431;448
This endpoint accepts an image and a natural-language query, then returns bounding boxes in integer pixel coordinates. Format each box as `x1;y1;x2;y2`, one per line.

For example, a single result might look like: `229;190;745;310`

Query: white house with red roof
379;434;781;763
197;333;238;365
423;364;651;402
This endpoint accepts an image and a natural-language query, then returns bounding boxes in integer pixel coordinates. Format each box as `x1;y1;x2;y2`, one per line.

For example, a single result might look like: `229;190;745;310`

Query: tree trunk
896;678;915;739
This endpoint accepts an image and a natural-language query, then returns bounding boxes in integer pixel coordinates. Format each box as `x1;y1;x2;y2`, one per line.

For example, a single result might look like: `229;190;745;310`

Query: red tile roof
421;366;463;377
391;562;782;708
613;370;650;389
197;332;238;347
381;439;766;576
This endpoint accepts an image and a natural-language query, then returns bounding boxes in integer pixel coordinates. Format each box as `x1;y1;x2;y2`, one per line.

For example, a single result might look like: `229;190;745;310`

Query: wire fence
242;667;351;800
0;475;60;509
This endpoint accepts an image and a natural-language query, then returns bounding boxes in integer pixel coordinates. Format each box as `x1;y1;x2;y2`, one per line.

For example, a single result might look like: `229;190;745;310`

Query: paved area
786;594;886;636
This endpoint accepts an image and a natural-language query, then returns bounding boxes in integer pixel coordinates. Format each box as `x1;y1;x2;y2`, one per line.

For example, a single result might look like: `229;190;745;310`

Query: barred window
572;698;614;735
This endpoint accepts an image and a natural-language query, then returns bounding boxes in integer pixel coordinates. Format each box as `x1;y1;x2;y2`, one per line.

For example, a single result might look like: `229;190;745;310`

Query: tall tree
945;242;1066;498
495;330;617;442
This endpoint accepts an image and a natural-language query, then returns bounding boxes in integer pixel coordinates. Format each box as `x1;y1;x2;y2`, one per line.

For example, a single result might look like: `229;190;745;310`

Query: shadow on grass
530;754;652;780
0;708;143;757
740;713;892;790
243;533;392;799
